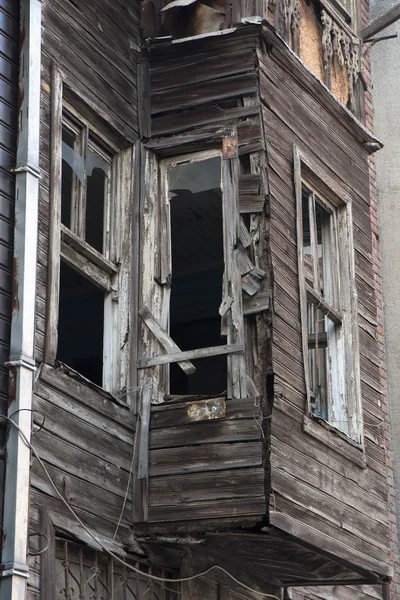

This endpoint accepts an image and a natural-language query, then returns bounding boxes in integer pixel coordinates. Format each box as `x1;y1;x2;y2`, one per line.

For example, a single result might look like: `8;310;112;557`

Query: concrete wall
371;0;400;595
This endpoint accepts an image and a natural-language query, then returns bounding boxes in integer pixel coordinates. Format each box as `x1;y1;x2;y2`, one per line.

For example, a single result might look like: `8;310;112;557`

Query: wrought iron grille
55;538;179;600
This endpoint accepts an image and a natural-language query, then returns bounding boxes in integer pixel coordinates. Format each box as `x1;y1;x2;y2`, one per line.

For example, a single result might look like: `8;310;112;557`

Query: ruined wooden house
0;1;393;599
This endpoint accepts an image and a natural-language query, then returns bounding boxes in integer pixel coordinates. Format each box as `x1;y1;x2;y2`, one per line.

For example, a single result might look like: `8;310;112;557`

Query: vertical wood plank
222;133;247;399
294;146;311;413
138;58;151;139
44;63;63;365
40;508;56;600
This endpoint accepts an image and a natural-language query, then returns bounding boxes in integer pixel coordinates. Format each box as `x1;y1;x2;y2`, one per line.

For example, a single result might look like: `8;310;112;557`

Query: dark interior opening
86;143;108;252
57;261;104;386
61;127;75;229
168;157;226;396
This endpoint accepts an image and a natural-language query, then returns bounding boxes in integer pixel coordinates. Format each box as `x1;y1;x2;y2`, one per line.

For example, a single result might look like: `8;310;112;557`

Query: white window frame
44;69;132;395
294;147;363;445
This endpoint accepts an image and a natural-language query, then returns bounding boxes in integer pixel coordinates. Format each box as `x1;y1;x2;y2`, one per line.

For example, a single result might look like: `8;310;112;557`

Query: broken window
54;106;122;390
295;150;362;443
168;157;227;395
138;145;248;403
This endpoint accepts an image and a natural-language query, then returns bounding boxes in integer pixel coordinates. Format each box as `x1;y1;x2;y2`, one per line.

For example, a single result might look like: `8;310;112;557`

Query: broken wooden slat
243;292;270;315
186;397;226;422
238;245;255;275
239;173;262;195
219;295;233;317
137;343;245;369
239;195;265;213
60;241;111;292
139;306;196;375
239;217;252;248
242;273;260;296
251;266;266;280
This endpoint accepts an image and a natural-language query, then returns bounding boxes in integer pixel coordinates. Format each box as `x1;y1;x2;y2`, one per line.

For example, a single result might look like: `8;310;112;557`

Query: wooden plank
150;418;261;449
40;508;56;600
242;273;260;296
239;173;263;194
239;195;265;213
148;496;265;522
186;397;226;422
152;72;258;114
44;63;63;364
243;292;270;315
222;144;248;399
362;4;400;40
139;305;195;374
60;225;118;274
150;396;259;429
137;343;245;369
137;58;151;138
149;468;264;506
60;241;111;291
149;441;262;476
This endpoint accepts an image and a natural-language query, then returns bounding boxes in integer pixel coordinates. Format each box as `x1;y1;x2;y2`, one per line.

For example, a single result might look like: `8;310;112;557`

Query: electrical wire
4;414;282;599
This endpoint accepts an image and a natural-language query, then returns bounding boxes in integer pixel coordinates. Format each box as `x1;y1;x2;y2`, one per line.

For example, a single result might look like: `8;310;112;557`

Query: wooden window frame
44;66;132;396
294;146;363;446
158;147;247;399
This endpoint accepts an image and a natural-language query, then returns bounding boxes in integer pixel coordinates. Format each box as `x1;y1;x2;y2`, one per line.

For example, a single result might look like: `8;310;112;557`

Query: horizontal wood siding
147;397;265;523
30;365;135;545
42;0;140;143
259;45;389;567
147;26;261;146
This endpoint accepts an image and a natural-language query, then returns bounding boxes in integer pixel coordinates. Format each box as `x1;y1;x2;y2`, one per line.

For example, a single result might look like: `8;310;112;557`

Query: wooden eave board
260;23;382;151
141;530;386;588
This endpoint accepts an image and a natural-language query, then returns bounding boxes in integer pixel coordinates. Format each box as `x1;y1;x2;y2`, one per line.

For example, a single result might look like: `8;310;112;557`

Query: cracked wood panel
259;45;389;567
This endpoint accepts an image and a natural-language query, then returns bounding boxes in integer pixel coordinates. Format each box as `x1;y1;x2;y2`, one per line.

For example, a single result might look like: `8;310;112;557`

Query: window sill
303;415;366;469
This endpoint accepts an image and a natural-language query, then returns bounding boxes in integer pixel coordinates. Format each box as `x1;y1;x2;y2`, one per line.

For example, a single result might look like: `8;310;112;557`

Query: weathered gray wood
239;195;265;213
149;441;262;476
137;343;245;369
60;225;118;274
186;397;226;422
44;63;62;364
362;4;400;40
222;145;248;399
137;58;151;138
269;512;391;578
138;383;152;480
40;509;55;600
60;241;112;291
242;273;261;296
139;306;196;374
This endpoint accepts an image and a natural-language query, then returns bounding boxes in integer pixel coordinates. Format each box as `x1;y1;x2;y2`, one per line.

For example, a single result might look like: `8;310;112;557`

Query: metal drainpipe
0;0;42;598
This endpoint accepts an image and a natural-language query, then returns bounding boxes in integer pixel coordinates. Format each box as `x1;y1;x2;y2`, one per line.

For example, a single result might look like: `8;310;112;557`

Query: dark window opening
57;261;104;386
86;142;109;253
61;127;76;229
168;157;226;396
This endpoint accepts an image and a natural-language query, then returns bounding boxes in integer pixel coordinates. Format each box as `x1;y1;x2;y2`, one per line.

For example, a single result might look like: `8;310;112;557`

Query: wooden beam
139;306;196;375
137;343;245;369
362;4;400;40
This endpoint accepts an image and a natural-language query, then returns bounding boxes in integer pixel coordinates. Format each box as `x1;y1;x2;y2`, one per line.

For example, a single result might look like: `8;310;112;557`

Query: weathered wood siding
259;35;389;567
141;28;267;526
28;365;136;598
0;0;18;540
30;2;141;597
